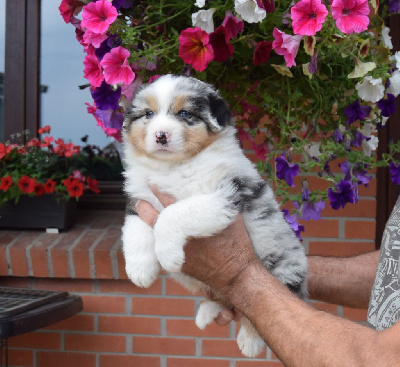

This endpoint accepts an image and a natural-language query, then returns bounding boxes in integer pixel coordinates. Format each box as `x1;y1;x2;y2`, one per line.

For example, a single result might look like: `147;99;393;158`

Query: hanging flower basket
0;195;77;230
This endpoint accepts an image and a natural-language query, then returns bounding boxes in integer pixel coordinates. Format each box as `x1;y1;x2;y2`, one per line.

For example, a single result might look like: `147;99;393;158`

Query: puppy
121;74;308;358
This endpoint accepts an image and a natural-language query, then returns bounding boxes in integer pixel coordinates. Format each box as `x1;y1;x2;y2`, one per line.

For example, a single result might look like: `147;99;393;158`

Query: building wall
0;177;377;367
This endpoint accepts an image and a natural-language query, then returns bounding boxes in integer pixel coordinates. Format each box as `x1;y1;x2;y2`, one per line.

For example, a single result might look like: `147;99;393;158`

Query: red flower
34;183;45;196
66;179;84;198
38;125;51;134
26;138;41;148
86;177;100;194
209;26;234;63
41;136;54;148
179;27;214;72
63;176;75;188
0;175;12;191
0;143;8;159
59;0;84;23
44;179;57;194
17;176;36;194
253;41;273;66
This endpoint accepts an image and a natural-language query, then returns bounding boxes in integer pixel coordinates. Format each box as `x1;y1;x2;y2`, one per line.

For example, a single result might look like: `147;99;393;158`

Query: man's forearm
229;260;398;367
307;251;379;308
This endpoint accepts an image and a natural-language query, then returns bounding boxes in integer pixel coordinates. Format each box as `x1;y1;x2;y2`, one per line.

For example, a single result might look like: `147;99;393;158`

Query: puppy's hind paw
195;301;224;330
125;257;160;288
237;330;265;358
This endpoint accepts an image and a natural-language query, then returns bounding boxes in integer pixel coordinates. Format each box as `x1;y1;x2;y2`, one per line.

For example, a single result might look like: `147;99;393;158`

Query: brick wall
0;176;377;366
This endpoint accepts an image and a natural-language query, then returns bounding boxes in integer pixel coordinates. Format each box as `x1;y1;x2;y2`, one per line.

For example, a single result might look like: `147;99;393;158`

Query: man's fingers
214;309;235;326
135;200;160;227
150;185;176;207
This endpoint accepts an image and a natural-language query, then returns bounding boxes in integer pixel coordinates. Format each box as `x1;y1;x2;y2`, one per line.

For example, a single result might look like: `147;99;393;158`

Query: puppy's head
123;75;233;162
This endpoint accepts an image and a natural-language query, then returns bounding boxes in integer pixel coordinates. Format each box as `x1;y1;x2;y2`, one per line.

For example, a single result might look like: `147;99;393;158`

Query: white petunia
355;76;385;103
304;141;321;158
192;8;216;33
387;70;400;97
360;123;378;156
195;0;206;7
381;26;393;49
234;0;266;23
391;51;400;69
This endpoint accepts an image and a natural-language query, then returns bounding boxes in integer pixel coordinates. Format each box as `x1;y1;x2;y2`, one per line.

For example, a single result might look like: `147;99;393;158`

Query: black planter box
0;195;77;230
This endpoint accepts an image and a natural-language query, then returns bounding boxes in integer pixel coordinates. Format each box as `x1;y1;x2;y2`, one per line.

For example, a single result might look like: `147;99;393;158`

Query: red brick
133;336;195;355
202;339;264;358
167;358;230;367
236;361;285;367
345;220;376;240
72;229;102;279
165;278;201;296
33;278;94;293
322;199;376;218
81;295;126;314
98;315;160;334
9;232;41;276
29;233;58;278
93;227;121;279
0;231;19;245
100;354;160;367
132;297;194;316
51;228;84;278
100;278;162;294
301;219;339;238
166;319;229;338
65;333;126;353
46;314;95;332
8;349;33;366
9;332;61;349
308;241;376;257
36;351;96;367
343;307;368;322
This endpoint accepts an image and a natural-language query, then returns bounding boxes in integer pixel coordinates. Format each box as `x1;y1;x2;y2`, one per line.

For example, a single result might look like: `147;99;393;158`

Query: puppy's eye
145;110;154;119
179;110;192;119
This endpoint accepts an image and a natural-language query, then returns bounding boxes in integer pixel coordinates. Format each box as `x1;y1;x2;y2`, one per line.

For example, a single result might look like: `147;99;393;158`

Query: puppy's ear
207;92;233;132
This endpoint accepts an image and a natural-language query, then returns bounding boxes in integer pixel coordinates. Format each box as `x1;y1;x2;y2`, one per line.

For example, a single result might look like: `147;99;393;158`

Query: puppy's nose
155;131;170;145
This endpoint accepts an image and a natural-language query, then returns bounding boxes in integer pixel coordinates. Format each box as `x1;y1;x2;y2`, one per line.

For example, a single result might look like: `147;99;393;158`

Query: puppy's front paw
195;301;224;330
154;238;185;273
125;254;160;288
237;319;265;358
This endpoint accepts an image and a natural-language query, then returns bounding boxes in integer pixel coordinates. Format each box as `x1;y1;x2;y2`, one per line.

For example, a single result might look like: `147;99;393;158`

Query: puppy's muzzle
155;131;170;146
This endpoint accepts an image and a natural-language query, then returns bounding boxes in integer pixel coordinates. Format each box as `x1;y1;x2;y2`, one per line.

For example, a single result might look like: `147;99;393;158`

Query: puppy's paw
154;239;185;273
195;301;224;330
237;326;265;358
125;255;160;288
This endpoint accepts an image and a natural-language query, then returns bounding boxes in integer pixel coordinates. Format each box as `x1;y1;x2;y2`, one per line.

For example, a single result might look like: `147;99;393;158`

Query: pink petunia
209;26;234;63
81;0;118;34
100;46;135;85
83;48;104;87
83;29;108;48
331;0;370;34
253;40;273;66
222;11;244;39
59;0;84;24
291;0;328;36
179;27;214;72
272;28;303;67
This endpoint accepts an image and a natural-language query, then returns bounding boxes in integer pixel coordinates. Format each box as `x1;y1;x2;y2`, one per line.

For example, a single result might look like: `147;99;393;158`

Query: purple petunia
299;201;325;220
389;162;400;185
275;154;299;187
95;34;122;60
91;81;121;111
328;179;357;210
351;130;368;148
377;93;396;117
282;209;305;240
344;99;372;124
333;127;344;143
95;109;124;129
388;0;400;12
340;160;372;186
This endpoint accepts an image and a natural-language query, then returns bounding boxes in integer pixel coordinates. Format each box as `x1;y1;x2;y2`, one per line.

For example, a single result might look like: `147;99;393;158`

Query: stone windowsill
0;210;127;280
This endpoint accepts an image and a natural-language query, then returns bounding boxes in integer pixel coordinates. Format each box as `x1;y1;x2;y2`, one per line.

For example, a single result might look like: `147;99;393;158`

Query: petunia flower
192;8;216;33
83;50;104;87
344;99;371;124
195;0;206;7
81;0;118;34
0;175;12;191
59;0;84;24
95;109;124;130
44;179;57;194
17;176;36;194
86;102;122;141
388;0;400;13
290;0;328;36
294;200;325;220
347;57;376;79
91;81;121;110
256;0;275;13
331;0;370;34
381;26;393;49
112;0;134;10
282;209;305;240
209;26;234;62
377;93;396;117
179;27;214;72
222;11;244;39
272;28;303;67
328;179;356;209
350;129;368;148
359;123;379;156
356;76;385;103
101;46;135;85
87;177;100;193
340;160;372;186
253;41;273;66
391;51;400;69
389;162;400;185
388;70;400;97
234;0;267;23
275;153;300;187
252;142;269;160
95;34;122;60
83;30;108;48
34;183;45;196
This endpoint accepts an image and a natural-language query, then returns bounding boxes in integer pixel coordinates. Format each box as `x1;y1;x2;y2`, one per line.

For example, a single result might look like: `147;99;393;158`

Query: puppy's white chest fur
121;75;308;358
